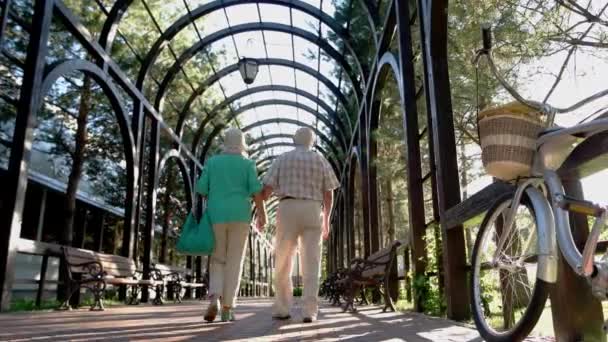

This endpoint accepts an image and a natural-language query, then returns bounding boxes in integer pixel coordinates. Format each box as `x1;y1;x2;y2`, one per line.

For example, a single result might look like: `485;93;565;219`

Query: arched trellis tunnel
0;0;505;331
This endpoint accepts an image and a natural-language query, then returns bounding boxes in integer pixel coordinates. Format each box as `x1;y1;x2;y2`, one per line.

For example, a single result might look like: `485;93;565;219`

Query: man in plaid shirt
262;127;339;323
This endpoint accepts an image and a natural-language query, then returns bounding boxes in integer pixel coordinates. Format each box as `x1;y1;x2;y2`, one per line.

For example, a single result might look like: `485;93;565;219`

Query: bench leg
153;284;164;305
89;282;106;311
128;285;141;305
358;287;369;305
57;283;79;311
381;278;396;313
341;282;358;313
174;284;183;303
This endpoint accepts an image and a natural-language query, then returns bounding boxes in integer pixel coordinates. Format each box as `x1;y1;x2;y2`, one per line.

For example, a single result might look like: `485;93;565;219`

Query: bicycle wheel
470;191;550;342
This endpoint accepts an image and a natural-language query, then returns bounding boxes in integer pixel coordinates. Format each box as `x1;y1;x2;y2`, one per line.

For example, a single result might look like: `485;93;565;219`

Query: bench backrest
361;240;401;278
62;247;136;278
154;263;194;281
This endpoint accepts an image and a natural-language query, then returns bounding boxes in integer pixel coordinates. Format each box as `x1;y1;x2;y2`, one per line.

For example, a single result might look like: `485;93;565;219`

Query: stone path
0;298;553;341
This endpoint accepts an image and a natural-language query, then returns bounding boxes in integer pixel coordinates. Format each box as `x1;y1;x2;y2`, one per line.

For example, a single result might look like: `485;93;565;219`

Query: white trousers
208;222;249;307
272;199;323;318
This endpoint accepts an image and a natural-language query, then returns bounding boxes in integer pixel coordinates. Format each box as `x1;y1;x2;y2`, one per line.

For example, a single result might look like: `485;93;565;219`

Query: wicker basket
478;102;545;181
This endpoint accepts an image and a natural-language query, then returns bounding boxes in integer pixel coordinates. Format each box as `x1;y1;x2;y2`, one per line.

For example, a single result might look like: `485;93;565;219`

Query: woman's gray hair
293;127;315;147
222;128;248;155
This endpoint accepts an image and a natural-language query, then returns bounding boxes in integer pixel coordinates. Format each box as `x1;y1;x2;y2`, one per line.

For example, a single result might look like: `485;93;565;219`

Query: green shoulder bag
176;211;215;256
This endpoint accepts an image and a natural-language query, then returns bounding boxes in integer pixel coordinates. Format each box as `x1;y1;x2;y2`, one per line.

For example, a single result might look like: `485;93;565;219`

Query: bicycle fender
526;186;558;283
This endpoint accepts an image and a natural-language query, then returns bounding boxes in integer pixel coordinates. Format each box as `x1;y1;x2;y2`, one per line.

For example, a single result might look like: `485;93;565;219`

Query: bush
293;287;303;297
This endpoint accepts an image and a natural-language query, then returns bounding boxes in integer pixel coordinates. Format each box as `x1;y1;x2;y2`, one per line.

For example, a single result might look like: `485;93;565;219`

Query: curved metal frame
193;99;347;152
99;0;133;51
156;149;194;211
248;134;341;159
201;85;351;134
200;117;342;166
154;22;362;113
176;59;351;138
39;59;138;260
133;0;366;90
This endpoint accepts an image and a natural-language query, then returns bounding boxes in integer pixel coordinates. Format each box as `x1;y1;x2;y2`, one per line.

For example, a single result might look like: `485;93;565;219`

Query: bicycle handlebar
474;26;608;119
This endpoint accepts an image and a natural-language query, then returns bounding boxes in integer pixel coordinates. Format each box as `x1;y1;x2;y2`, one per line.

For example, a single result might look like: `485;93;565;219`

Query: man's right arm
322;189;334;240
261;158;280;200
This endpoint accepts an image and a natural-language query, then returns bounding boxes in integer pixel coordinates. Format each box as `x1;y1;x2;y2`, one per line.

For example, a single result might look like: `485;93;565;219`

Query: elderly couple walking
197;127;339;323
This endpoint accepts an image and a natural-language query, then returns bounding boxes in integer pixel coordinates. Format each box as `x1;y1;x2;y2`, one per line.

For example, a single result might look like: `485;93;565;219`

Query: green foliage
293;287;303;297
413;274;447;316
9;299;61;312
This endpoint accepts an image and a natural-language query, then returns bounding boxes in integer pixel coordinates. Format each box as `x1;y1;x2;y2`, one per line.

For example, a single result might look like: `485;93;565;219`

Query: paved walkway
0;298;551;341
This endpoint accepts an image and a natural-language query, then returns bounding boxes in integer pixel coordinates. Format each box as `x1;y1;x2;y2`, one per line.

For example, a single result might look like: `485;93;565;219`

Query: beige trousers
208;222;249;307
272;199;323;318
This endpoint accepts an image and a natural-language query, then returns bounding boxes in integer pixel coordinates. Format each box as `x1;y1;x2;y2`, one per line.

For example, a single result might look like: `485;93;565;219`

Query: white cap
222;128;247;154
293;127;315;148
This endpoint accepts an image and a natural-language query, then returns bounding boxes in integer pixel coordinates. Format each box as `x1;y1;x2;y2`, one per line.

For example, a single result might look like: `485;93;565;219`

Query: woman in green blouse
198;128;267;323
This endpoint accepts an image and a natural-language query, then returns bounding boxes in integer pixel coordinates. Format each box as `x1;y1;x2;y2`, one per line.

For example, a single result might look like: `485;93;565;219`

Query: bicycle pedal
556;195;604;217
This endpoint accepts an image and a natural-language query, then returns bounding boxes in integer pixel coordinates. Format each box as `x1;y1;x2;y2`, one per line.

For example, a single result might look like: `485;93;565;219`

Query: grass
395;299;414;312
9;297;123;312
10;299;62;312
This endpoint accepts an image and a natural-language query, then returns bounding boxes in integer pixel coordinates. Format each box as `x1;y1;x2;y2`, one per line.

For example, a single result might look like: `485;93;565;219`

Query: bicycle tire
470;191;550;342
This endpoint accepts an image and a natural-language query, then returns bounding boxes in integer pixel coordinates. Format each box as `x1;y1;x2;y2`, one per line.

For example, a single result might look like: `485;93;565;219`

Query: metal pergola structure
0;0;473;321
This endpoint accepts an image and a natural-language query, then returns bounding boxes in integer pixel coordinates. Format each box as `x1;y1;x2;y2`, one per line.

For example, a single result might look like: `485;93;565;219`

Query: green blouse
196;153;262;224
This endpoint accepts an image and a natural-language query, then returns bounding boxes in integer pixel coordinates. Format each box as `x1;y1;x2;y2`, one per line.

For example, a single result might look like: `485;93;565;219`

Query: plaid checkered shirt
262;146;340;201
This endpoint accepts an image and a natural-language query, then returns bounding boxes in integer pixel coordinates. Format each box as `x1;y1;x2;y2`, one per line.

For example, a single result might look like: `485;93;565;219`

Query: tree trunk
385;178;395;242
62;74;91;246
160;168;175;263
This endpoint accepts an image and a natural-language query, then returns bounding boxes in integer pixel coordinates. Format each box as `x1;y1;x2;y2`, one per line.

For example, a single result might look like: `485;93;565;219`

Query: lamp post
238;57;259;84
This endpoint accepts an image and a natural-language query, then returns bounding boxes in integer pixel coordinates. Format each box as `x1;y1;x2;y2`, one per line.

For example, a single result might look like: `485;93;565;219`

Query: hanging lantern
238;57;259;84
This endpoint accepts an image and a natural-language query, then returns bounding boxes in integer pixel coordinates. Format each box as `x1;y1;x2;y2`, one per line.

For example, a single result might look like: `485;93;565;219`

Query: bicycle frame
493;116;608;286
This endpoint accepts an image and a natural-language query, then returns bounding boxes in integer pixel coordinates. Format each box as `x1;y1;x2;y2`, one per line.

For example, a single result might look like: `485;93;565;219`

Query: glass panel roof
107;0;359;164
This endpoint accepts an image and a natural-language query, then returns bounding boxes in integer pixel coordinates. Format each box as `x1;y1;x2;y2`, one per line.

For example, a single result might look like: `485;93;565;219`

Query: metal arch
249;141;337;166
199;118;342;165
156;149;194;211
200;85;351;134
248;134;341;160
154;22;362;112
356;0;380;48
134;0;365;88
368;52;403;131
99;0;133;51
39;58;138;256
249;133;340;152
175;59;350;137
254;155;276;169
241;118;341;153
192;99;348;154
41;59;137;171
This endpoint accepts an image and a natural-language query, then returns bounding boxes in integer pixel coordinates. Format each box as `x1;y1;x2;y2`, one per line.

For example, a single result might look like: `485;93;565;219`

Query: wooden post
396;0;428;313
549;180;605;341
417;0;469;320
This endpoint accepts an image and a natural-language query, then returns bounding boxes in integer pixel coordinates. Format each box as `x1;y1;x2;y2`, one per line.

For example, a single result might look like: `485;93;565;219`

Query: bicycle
469;26;608;341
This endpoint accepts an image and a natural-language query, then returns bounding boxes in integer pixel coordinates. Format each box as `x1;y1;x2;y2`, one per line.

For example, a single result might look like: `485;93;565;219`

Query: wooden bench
339;240;403;313
61;247;163;310
154;264;205;303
